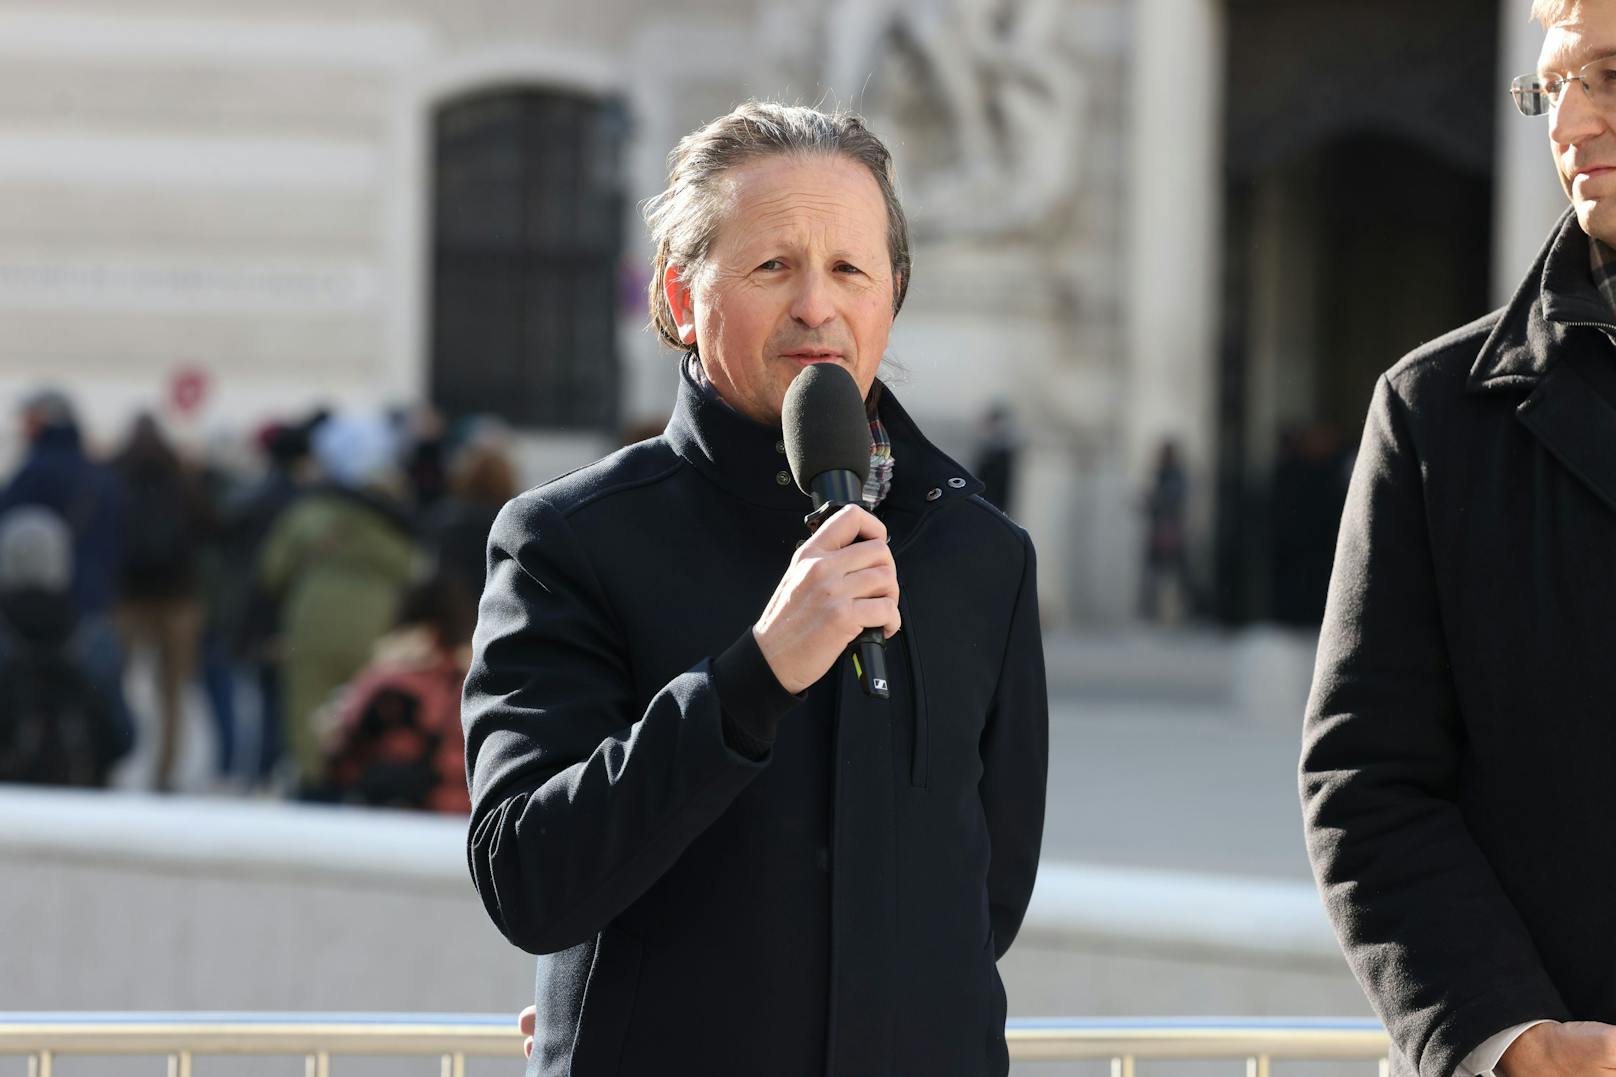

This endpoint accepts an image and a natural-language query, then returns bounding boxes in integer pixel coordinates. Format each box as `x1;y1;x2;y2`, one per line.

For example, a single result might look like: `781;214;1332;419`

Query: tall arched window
430;88;627;429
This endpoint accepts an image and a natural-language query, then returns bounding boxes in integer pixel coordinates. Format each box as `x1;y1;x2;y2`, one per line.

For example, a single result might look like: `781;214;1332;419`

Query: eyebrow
1542;45;1616;76
732;237;883;263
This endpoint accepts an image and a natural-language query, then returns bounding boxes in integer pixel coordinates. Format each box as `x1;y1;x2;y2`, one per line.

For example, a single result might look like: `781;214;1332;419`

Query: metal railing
1006;1018;1391;1073
0;1014;1392;1074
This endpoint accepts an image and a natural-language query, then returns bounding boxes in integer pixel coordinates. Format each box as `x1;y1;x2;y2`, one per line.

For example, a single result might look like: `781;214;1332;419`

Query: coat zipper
887;500;955;789
897;590;929;788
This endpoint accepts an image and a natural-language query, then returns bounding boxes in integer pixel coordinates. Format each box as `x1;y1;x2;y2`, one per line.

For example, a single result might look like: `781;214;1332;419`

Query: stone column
1124;0;1224;596
1493;0;1570;303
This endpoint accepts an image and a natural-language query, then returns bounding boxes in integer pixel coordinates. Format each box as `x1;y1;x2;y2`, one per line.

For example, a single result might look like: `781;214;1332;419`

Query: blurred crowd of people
0;388;519;814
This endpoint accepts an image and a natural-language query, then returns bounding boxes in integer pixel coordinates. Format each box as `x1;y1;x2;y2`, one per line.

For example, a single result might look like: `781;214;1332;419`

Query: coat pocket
570;925;643;1076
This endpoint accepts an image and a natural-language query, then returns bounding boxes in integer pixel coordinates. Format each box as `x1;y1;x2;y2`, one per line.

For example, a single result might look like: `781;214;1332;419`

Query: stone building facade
0;1;1566;624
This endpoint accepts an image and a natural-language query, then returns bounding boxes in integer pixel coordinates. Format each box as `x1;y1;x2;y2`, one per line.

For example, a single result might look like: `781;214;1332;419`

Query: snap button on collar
947;477;967;489
775;470;792;486
775;440;786;454
925;488;942;502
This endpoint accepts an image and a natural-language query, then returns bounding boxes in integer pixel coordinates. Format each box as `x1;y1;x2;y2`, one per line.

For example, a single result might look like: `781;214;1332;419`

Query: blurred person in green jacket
258;413;417;789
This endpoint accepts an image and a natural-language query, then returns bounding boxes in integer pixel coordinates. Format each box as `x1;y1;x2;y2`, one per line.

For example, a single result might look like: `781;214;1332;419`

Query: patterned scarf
1591;236;1616;311
864;409;893;509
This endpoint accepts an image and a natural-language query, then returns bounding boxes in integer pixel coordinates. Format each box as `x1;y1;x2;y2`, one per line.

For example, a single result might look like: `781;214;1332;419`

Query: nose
1551;79;1605;146
789;268;836;329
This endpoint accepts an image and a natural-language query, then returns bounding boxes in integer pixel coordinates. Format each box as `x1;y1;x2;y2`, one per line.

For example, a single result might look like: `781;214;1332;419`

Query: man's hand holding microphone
753;503;899;694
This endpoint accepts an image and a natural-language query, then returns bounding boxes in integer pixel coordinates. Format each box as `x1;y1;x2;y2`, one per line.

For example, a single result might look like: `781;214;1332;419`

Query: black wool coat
1300;209;1616;1077
463;364;1048;1076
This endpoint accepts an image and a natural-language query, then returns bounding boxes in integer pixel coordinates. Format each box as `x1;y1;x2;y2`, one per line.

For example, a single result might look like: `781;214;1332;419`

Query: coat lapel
1466;209;1616;516
1518;355;1616;516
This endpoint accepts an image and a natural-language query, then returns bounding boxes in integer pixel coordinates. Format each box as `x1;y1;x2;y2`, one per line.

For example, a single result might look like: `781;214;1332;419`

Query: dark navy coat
463;365;1048;1076
1302;210;1616;1077
0;424;126;617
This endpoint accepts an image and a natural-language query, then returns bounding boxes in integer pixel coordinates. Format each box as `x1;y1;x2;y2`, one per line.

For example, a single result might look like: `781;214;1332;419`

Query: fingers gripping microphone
782;364;890;701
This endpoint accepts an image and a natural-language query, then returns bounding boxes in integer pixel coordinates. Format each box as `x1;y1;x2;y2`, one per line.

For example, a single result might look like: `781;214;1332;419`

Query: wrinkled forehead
1540;2;1616;71
710;153;890;250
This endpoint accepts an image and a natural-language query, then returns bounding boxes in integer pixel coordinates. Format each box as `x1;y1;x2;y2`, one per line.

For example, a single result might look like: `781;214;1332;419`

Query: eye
835;262;863;274
757;259;784;271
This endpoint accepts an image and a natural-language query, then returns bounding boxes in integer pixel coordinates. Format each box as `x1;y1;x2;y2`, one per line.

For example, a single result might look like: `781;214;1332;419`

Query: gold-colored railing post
1247;1055;1271;1077
1379;1059;1391;1077
441;1053;467;1077
1110;1055;1135;1077
29;1051;53;1077
305;1050;331;1077
168;1050;193;1077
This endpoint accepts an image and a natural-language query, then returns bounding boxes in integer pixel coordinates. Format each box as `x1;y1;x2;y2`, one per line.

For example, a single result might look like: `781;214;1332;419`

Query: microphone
781;363;890;701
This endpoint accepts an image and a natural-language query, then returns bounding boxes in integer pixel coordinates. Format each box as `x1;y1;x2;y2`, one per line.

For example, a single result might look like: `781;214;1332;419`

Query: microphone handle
852;629;890;700
806;470;890;702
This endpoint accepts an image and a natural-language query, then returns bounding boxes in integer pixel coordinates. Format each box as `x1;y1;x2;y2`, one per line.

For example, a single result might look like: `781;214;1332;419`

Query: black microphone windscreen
781;364;870;494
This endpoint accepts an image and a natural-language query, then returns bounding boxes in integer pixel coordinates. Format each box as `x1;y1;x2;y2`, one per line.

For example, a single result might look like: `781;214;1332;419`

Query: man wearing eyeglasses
1301;3;1616;1077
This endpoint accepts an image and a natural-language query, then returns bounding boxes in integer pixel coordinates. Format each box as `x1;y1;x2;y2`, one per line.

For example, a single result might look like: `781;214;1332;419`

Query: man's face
1543;1;1616;245
664;154;899;425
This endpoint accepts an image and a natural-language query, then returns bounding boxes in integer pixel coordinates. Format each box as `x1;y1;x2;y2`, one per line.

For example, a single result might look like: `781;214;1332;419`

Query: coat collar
1468;206;1614;394
661;360;985;528
1471;207;1616;516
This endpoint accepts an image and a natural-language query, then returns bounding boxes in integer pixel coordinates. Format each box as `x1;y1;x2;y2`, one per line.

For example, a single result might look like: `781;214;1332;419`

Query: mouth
781;350;845;365
1574;164;1616;184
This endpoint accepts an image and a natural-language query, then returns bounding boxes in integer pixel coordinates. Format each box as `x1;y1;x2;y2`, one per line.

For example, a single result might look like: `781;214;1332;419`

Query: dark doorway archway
429;88;628;430
1213;0;1499;624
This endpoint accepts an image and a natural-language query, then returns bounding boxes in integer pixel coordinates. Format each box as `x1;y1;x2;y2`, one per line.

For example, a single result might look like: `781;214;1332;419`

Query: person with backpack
0;388;132;749
0;506;128;787
110;413;211;792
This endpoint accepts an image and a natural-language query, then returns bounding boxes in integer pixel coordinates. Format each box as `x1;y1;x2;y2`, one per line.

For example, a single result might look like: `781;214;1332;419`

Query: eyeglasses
1512;54;1616;116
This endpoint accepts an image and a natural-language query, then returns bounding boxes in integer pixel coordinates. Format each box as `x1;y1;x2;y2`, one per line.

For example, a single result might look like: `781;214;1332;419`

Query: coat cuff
1458;1020;1551;1076
1419;988;1570;1077
711;628;803;760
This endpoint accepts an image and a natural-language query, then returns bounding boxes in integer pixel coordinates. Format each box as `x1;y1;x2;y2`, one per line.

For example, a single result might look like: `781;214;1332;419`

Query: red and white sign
168;365;211;417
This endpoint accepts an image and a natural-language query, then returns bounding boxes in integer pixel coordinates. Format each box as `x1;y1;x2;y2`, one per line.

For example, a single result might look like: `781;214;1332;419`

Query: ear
664;264;698;346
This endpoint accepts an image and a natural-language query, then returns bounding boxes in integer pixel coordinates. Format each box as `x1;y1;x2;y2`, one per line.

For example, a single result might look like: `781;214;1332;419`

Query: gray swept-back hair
642;100;912;354
1530;0;1575;25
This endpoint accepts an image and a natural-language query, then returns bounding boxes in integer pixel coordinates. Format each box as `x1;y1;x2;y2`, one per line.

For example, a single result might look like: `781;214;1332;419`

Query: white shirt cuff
1456;1020;1552;1076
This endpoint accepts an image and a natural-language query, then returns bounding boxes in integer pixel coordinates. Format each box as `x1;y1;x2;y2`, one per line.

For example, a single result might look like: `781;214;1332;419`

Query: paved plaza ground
1041;628;1319;881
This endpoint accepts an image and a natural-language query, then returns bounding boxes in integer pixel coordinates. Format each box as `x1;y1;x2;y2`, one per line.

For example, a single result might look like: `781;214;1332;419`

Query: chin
1579;202;1616;248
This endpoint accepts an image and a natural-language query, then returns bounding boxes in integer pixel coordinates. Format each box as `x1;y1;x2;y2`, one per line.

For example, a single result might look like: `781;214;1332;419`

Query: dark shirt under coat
462;363;1048;1076
1300;208;1616;1077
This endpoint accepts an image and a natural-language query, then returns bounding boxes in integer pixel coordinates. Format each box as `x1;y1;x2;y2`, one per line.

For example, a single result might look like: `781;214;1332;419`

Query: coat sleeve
979;532;1048;959
1300;375;1569;1077
461;492;798;956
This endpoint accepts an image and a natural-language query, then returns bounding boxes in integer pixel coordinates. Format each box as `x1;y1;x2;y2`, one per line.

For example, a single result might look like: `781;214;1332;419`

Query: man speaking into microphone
461;100;1048;1076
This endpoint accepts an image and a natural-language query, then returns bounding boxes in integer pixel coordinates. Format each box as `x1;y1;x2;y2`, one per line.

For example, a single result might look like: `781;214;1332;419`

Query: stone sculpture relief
816;0;1088;242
